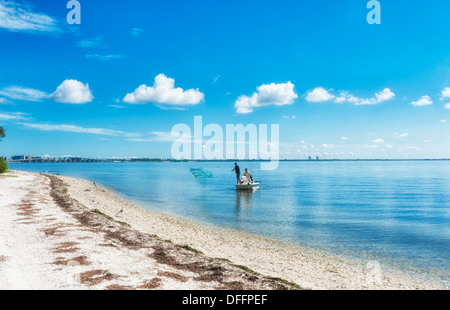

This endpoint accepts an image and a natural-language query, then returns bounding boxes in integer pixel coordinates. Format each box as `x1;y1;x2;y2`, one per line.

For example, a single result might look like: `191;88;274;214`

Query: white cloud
235;81;297;114
321;144;336;149
125;138;152;142
442;87;450;99
48;80;93;104
444;102;450;109
335;92;360;104
0;111;29;121
0;0;60;33
108;104;126;109
354;98;378;105
299;140;315;149
440;119;447;123
124;74;204;107
151;131;191;142
131;28;143;37
312;87;395;105
338;88;395;105
306;87;335;102
411;95;432;106
0;80;93;104
0;86;47;101
78;36;105;48
372;138;385;143
149;131;176;142
0;97;12;105
85;54;125;61
392;132;409;139
375;88;396;103
19;122;138;138
126;131;192;143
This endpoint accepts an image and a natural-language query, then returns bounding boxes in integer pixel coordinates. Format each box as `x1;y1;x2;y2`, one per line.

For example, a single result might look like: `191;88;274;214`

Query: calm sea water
9;161;450;282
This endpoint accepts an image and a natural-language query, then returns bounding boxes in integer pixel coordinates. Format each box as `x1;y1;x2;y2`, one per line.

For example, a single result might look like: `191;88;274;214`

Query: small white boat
236;182;260;190
235;176;260;190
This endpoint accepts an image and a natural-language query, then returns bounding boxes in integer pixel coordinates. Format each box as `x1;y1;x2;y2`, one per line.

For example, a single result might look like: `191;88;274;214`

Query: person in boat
232;162;241;185
244;168;253;183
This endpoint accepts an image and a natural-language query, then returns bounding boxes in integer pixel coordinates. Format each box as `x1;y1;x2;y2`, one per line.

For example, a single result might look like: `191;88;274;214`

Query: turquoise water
9;161;450;282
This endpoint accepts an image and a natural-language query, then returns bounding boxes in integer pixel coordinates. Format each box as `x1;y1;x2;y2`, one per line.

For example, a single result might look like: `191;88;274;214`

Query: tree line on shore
0;126;8;173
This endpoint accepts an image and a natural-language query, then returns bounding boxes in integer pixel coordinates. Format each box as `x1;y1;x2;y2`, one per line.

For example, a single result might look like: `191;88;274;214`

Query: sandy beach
0;170;442;290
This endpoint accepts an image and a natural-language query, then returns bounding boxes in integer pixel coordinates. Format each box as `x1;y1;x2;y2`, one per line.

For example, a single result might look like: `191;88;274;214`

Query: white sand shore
0;170;442;290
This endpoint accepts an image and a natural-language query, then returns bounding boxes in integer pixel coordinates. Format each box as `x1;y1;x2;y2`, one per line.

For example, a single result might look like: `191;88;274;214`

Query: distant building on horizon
11;155;32;161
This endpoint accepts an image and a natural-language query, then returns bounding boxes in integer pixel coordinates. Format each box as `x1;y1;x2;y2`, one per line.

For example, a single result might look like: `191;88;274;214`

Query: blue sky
1;0;450;159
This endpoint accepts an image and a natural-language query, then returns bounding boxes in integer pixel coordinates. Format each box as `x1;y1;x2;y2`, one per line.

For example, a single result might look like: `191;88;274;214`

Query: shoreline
60;173;443;290
0;170;443;290
86;179;442;285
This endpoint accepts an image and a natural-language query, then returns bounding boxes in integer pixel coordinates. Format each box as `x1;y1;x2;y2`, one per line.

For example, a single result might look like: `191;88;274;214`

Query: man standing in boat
232;162;241;185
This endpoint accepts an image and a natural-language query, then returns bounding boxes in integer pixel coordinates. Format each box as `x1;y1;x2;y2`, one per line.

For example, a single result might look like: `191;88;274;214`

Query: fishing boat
235;176;260;191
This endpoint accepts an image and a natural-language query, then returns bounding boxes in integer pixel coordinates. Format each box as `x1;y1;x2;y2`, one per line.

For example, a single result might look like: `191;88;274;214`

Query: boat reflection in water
235;187;255;211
